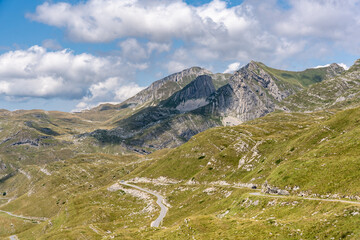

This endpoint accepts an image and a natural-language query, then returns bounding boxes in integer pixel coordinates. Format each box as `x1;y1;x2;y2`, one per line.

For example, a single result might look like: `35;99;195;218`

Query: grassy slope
134;107;360;196
0;109;132;175
0;153;149;239
258;62;330;88
11;182;360;239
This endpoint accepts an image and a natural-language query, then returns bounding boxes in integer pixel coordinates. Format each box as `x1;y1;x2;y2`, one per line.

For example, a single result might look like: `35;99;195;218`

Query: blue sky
0;0;359;112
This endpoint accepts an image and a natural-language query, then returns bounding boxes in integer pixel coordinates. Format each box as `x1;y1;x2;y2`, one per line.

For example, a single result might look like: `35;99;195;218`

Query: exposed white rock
186;179;198;185
107;183;155;213
18;169;31;180
39;167;51;176
217;210;229;218
222;116;243;126
176;98;208;112
203;187;217;195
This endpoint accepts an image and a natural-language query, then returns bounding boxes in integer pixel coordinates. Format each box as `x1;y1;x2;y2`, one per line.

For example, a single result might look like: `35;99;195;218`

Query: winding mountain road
119;182;168;227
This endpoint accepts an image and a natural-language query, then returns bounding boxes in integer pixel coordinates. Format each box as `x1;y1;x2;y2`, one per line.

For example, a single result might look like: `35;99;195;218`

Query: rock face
161;75;216;112
87;66;226;121
199;61;347;123
201;61;295;122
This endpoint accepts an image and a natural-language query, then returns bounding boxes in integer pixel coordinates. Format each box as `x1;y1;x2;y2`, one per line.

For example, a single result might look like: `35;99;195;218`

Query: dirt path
119;182;168;227
0;210;48;222
249;192;360;205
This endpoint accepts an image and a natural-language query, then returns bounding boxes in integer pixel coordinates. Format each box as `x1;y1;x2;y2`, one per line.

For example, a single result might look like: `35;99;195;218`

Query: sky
0;0;359;112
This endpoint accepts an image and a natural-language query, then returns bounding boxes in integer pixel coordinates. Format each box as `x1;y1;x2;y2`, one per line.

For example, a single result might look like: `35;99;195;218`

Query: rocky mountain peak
230;61;288;101
247;60;259;70
123;67;213;107
232;61;259;75
326;63;345;78
163;67;212;83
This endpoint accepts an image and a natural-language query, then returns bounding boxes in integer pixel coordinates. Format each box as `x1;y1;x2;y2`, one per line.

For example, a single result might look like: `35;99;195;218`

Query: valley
0;59;360;239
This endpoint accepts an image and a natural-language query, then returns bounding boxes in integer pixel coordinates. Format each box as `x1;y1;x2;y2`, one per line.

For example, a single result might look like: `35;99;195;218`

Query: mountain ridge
87;60;346;151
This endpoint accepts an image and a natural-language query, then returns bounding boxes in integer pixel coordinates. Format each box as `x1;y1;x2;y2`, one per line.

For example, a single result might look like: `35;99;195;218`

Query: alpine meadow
0;0;360;239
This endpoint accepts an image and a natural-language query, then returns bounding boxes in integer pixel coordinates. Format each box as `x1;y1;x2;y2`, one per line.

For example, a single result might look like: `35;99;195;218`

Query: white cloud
313;63;349;70
73;79;144;111
147;42;171;54
313;64;331;69
27;0;360;74
224;62;241;73
166;61;189;74
0;45;144;108
115;84;145;101
42;39;62;50
28;0;360;66
338;63;349;70
119;38;148;62
274;0;356;39
28;0;203;42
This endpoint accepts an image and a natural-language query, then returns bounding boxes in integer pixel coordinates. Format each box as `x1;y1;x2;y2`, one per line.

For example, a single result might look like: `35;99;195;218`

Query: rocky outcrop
262;182;290;196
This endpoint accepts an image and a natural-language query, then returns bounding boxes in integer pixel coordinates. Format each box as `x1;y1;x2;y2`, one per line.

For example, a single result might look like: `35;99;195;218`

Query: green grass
0;212;37;238
257;62;332;88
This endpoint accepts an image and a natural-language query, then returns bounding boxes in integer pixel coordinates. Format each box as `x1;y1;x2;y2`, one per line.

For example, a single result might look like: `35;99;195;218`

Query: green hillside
134;107;360;196
258;62;340;88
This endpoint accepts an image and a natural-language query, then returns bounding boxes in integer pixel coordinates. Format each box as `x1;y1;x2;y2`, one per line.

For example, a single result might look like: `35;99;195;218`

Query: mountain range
86;60;345;152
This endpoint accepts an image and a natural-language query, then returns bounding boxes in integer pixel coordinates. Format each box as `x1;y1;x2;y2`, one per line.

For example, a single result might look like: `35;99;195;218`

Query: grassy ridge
258;62;331;88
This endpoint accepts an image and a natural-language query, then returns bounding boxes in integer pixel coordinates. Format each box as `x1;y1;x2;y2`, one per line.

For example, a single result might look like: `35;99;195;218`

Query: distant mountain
89;61;345;151
78;67;230;122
